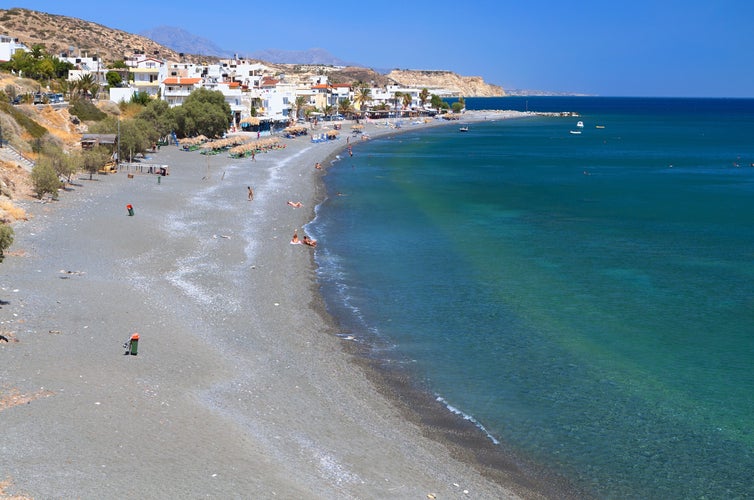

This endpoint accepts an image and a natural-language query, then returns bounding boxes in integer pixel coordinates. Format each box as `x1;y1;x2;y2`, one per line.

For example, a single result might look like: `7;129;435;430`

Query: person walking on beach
247;186;254;201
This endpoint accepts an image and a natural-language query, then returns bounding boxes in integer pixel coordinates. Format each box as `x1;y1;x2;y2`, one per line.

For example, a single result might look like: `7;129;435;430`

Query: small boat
576;121;584;128
569;130;582;135
459;126;469;132
595;125;605;129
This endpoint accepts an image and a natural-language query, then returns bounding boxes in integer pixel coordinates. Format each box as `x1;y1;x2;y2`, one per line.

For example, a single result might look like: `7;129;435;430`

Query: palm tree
293;95;307;121
419;88;430;109
392;91;403;118
402;93;413;116
354;85;372;118
74;74;98;100
338;98;353;118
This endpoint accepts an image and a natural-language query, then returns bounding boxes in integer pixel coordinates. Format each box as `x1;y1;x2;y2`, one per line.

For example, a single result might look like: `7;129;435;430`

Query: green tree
137;99;176;143
31;158;62;199
451;101;464;113
392;91;402;117
430;94;449;113
0;224;13;263
402;93;413;115
118;119;151;162
354;85;372;117
172;88;231;138
81;146;112;180
106;71;123;88
293;95;307;120
419;88;430;108
73;73;99;100
36;58;55;81
40;143;77;183
338;98;353;118
108;60;128;69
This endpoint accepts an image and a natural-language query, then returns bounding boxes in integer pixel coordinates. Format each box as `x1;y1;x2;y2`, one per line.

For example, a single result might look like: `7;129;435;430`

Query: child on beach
248;186;254;200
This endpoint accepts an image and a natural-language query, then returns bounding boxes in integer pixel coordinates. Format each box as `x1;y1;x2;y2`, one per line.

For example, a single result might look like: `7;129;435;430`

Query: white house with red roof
162;76;203;107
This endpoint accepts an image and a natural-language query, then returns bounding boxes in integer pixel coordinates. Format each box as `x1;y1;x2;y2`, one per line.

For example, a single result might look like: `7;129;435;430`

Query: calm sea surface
310;97;754;498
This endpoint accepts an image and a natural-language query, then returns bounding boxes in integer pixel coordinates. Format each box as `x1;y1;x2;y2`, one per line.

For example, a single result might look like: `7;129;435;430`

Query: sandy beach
0;112;577;499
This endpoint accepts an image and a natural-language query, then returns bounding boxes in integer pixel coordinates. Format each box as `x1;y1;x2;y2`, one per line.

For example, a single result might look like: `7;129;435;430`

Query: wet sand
0;113;579;499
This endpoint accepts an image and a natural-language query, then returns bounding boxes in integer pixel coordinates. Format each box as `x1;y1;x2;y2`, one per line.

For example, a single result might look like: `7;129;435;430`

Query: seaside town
0;33;466;134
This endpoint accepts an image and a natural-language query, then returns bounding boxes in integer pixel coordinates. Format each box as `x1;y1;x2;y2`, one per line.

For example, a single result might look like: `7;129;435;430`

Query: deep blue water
310;97;754;499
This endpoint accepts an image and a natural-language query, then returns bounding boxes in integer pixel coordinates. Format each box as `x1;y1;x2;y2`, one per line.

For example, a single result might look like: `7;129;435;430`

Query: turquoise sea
309;97;754;498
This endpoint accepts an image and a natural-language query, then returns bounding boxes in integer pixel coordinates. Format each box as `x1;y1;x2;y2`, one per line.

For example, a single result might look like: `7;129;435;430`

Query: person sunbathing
291;230;301;244
287;201;303;208
302;235;317;247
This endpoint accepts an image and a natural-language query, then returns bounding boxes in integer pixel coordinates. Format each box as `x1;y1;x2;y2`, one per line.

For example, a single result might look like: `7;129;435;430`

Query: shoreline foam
0;111;583;499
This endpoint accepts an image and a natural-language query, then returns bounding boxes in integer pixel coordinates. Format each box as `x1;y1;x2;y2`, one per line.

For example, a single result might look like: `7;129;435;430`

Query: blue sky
5;0;754;97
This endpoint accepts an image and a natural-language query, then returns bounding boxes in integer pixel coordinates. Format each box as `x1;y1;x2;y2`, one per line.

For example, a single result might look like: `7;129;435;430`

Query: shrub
31;159;61;199
0;224;13;262
0;101;48;138
0;199;28;221
69;98;106;121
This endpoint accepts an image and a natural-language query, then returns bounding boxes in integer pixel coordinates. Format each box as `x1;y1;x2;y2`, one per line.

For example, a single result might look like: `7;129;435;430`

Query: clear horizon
4;1;754;98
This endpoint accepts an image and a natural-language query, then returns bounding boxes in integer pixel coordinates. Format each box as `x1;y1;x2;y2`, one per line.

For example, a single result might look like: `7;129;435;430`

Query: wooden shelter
81;134;117;150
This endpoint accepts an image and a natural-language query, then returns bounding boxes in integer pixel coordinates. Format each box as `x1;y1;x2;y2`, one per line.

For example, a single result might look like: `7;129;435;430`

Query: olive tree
173;87;231;138
31;159;61;199
81;146;112;180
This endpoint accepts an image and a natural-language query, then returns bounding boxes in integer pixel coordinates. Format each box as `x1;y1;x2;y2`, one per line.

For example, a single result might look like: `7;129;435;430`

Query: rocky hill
0;8;209;63
386;70;505;97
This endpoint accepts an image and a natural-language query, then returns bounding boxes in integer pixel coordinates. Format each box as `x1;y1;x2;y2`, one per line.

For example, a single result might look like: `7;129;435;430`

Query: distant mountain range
140;26;353;66
140;26;232;58
244;47;355;66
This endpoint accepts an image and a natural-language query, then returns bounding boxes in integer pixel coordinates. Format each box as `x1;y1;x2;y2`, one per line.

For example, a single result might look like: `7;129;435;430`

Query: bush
0;224;13;262
69;98;106;121
0;101;48;139
31;159;62;199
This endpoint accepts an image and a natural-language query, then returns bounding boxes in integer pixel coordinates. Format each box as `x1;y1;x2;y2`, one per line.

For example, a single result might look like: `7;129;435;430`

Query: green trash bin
128;333;139;355
126;204;134;216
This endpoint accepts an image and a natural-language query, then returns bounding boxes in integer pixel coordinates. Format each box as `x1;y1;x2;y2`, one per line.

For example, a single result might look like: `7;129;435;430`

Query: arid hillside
386;70;505;97
0;8;208;63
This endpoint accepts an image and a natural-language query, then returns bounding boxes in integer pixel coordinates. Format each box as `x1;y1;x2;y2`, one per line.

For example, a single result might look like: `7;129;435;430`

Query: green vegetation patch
0;101;48;138
69;98;106;121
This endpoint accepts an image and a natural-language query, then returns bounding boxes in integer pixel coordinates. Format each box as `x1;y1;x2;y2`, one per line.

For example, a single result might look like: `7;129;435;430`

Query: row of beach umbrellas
228;137;285;158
